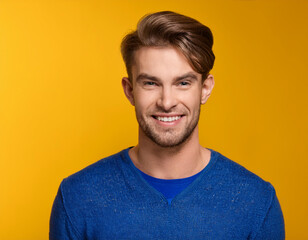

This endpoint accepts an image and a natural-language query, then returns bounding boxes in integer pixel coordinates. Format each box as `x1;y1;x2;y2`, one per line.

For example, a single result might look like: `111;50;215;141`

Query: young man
50;11;285;239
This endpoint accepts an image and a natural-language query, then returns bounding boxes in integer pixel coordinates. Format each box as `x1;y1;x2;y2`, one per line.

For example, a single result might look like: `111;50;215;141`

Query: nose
156;86;178;111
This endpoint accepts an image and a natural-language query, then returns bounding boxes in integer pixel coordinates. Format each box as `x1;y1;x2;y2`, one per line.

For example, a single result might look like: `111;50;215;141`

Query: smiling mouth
153;115;183;122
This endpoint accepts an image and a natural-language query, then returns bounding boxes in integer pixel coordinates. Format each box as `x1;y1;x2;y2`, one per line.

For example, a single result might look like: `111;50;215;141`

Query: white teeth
156;116;181;122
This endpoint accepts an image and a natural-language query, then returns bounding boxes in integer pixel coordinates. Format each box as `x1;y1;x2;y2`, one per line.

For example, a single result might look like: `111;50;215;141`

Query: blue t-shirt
137;167;203;205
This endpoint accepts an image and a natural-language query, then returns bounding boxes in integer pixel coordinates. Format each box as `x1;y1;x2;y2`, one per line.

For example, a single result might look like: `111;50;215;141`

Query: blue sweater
50;148;285;239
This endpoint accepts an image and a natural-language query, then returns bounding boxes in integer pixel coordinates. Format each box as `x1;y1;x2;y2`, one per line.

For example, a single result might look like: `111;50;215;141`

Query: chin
148;132;192;148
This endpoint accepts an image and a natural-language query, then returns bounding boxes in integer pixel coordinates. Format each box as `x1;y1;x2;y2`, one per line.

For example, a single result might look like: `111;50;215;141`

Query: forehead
131;46;200;80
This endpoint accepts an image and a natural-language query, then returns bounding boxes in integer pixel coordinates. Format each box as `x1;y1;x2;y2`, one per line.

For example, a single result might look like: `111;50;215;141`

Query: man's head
121;11;215;82
121;11;215;148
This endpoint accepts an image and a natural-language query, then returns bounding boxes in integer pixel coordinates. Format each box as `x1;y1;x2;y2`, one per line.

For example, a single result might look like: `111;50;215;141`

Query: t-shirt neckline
121;147;219;205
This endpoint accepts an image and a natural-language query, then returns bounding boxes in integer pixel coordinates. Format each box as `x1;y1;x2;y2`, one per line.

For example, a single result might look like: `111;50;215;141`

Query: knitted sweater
50;148;285;239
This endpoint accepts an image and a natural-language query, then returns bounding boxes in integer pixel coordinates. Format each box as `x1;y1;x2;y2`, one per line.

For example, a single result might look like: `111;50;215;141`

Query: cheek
134;93;155;113
135;90;158;107
180;92;202;109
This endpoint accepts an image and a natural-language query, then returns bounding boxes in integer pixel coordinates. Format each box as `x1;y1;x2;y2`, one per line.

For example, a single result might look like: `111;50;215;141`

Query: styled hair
121;11;215;82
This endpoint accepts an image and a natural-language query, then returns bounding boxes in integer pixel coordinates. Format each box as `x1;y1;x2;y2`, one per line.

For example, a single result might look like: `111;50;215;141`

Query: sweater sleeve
49;182;82;240
254;192;285;240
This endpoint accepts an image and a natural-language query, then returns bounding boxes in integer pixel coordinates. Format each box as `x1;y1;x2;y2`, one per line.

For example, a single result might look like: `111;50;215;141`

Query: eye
178;81;191;86
143;81;157;86
145;81;155;85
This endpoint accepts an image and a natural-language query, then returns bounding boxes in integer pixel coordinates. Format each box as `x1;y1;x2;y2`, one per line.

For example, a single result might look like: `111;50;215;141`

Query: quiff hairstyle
121;11;215;82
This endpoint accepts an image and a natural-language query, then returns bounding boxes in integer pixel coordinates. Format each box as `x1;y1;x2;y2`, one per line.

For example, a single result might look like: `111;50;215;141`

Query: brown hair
121;11;215;82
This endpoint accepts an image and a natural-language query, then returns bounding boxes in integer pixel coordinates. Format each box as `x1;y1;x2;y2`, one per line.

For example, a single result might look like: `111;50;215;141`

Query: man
50;11;285;239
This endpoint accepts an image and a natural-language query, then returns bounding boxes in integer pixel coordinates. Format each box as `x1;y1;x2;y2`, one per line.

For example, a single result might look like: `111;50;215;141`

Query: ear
201;74;215;105
122;77;135;106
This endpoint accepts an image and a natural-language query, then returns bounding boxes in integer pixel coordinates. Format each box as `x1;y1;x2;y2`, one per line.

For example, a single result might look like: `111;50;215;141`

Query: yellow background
0;0;307;239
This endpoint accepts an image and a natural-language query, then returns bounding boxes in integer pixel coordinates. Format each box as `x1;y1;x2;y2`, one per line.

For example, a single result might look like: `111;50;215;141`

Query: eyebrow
176;72;198;81
135;72;199;82
136;73;158;82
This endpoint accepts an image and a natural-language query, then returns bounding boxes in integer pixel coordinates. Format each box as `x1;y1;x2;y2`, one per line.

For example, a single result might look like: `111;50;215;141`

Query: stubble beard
136;107;201;148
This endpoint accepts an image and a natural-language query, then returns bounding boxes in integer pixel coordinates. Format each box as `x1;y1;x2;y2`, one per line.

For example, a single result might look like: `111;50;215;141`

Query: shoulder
206;150;283;235
50;148;132;238
207;149;276;207
210;149;274;190
60;148;130;199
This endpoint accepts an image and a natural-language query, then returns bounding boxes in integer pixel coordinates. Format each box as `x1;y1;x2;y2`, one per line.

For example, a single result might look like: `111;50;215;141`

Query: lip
152;114;184;127
153;114;184;117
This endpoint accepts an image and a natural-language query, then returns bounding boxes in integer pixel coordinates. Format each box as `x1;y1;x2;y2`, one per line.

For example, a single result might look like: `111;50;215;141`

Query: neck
129;126;211;179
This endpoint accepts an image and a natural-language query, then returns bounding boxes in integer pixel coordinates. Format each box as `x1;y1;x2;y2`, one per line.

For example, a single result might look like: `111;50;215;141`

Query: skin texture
122;46;214;179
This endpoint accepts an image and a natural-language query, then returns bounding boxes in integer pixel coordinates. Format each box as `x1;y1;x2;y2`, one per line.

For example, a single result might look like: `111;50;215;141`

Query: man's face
123;46;213;148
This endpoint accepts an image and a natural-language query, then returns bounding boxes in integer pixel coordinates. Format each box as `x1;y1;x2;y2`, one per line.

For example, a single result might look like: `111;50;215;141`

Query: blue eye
179;81;190;86
144;81;156;86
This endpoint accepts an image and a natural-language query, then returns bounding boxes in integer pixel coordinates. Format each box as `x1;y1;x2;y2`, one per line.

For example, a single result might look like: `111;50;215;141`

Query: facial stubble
136;106;201;148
